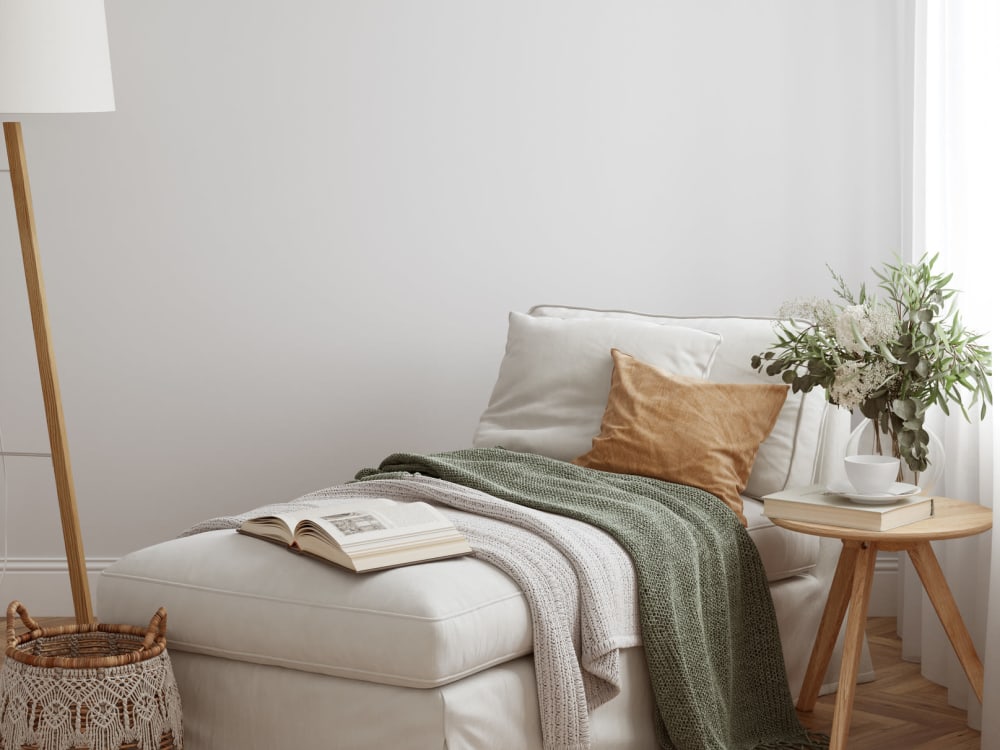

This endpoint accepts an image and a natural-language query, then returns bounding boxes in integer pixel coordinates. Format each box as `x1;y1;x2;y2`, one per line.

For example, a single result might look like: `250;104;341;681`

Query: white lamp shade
0;0;115;114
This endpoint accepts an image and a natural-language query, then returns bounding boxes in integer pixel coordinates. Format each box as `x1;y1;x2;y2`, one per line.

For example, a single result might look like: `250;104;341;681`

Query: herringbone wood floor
3;616;981;748
797;617;980;749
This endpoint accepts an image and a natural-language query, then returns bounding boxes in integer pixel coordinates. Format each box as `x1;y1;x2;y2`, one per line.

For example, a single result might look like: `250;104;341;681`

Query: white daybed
97;307;873;749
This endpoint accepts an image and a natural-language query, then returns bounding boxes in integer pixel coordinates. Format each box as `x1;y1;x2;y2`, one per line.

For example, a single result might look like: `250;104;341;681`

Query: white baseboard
0;557;117;617
869;552;900;617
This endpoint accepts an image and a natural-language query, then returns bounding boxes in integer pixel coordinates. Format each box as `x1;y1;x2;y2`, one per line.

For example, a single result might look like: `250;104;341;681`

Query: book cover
762;484;934;532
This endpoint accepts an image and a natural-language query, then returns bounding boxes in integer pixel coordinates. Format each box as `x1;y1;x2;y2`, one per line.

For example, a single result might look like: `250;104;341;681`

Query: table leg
829;541;877;750
906;541;985;702
796;540;862;711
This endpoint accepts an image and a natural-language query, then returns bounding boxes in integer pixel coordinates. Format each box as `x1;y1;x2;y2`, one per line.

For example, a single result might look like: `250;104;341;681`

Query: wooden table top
769;497;993;543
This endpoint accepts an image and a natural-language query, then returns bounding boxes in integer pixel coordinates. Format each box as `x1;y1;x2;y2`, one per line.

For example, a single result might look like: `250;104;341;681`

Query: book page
238;506;325;544
305;500;451;546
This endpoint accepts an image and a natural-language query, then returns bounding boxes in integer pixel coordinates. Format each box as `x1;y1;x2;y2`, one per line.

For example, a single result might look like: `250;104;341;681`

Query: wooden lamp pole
4;122;94;624
1;0;116;626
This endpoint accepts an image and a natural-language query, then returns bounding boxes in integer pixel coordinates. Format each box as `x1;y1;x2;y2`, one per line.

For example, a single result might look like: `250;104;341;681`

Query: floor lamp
0;0;116;625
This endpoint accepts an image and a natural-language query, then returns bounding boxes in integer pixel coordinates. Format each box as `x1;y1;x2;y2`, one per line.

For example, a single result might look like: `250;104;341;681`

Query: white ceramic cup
844;454;900;495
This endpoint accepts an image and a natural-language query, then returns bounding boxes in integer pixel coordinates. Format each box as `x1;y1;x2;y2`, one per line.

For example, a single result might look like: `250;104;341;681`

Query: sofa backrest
527;305;849;498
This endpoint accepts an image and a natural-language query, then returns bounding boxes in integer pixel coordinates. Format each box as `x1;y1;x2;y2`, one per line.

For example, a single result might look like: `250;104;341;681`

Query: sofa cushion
744;497;820;581
473;312;722;461
98;530;533;689
97;515;817;690
573;349;788;525
528;306;829;498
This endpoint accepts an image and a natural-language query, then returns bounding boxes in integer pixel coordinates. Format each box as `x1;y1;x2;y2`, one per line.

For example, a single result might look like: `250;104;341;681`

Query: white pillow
473;312;722;461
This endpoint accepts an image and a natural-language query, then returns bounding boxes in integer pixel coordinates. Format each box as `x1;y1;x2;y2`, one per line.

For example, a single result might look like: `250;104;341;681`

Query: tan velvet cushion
573;349;788;525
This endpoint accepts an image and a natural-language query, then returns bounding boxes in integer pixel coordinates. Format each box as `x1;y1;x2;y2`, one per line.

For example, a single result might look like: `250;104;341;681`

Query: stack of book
762;484;934;531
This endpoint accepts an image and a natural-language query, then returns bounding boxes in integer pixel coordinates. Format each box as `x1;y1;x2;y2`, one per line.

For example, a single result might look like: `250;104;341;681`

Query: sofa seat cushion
97;507;817;689
97;530;533;689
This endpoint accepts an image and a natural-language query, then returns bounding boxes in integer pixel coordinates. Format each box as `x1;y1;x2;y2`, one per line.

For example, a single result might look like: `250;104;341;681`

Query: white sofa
97;307;872;749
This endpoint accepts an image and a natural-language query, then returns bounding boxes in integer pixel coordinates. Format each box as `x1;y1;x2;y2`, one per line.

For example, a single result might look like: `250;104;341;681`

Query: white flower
778;298;838;327
867;303;898;344
829;359;897;410
833;303;897;355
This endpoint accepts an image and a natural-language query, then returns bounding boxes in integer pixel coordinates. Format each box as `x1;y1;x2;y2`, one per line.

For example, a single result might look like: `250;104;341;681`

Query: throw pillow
473;312;722;461
573;349;788;525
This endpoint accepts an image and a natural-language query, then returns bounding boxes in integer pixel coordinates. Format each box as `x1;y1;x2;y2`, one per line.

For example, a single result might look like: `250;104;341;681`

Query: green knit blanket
356;448;826;750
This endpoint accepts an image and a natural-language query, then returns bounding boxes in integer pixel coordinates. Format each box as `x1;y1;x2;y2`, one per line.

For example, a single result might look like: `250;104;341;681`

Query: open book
237;498;473;572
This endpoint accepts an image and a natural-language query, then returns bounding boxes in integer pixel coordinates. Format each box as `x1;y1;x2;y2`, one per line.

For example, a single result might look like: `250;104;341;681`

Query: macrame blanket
355;448;826;750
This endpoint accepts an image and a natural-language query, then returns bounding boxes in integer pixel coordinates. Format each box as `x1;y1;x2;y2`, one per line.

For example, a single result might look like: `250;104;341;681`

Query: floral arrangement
751;254;992;473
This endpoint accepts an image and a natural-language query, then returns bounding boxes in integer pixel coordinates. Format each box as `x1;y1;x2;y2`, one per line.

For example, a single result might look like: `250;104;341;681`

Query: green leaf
891;399;917;420
878;342;905;365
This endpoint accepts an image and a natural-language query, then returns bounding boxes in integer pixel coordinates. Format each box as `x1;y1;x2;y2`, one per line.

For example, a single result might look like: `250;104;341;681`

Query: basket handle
5;600;41;648
141;607;168;649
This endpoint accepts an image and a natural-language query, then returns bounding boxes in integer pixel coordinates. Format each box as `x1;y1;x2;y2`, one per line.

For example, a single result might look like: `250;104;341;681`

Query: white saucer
825;482;922;505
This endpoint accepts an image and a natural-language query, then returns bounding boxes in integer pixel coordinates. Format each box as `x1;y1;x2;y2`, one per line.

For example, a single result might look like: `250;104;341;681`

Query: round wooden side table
770;497;992;750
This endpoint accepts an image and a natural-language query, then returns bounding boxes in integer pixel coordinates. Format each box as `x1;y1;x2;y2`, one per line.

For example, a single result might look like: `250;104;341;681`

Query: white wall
0;0;905;613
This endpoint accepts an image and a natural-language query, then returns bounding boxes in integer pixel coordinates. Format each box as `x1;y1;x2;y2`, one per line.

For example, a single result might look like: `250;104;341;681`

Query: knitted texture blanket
183;475;640;750
356;448;826;750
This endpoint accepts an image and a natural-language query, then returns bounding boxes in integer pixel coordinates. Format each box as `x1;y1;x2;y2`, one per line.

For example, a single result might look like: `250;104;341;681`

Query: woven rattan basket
0;601;183;750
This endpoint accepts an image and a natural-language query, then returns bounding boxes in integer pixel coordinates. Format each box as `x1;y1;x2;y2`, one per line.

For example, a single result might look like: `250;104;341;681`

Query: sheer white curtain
902;0;999;737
